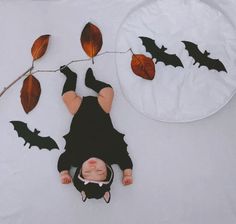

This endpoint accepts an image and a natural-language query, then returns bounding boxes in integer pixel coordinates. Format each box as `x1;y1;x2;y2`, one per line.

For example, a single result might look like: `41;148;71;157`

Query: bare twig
31;57;92;75
97;48;132;57
0;48;132;97
32;48;132;75
0;66;33;97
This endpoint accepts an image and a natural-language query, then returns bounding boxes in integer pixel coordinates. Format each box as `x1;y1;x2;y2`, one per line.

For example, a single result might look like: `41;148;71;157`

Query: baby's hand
60;170;72;184
122;175;133;186
122;169;133;186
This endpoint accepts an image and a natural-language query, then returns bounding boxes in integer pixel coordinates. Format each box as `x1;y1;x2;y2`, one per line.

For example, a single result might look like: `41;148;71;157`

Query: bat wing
182;41;202;62
10;120;59;151
201;57;227;73
182;41;227;73
159;51;184;68
139;36;160;59
35;136;59;150
139;36;183;68
10;121;34;145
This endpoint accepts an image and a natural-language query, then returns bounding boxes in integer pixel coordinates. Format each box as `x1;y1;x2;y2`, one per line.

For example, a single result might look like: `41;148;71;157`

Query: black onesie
57;96;133;172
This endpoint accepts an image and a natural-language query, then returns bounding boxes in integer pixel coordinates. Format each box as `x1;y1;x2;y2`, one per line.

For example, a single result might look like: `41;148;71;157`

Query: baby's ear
103;191;111;203
81;191;87;202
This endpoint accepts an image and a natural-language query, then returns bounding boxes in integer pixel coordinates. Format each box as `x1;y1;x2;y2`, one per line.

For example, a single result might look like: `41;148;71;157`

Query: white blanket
116;0;236;122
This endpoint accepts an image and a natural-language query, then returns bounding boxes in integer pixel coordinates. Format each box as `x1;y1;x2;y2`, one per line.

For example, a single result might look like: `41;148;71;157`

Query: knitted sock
85;68;111;93
60;66;77;95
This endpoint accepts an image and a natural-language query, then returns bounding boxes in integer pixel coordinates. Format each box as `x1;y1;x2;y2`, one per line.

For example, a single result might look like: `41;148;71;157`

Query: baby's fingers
62;177;72;184
122;176;133;186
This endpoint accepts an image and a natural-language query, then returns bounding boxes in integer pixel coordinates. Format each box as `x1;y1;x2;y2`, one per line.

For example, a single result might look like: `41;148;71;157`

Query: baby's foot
60;65;76;78
85;67;96;87
60;171;72;184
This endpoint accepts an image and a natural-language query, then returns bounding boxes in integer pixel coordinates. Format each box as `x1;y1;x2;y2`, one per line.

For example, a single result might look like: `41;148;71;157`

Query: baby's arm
57;151;72;184
115;149;133;186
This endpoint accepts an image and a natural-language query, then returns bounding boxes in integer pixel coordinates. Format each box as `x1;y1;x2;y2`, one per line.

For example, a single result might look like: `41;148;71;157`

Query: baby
57;66;133;203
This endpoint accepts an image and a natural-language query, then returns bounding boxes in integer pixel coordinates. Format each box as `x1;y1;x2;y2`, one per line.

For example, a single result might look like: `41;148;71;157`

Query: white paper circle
116;0;236;122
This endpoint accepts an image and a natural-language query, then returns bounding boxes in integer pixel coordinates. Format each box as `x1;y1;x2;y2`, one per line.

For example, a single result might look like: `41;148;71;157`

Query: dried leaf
80;22;103;58
20;74;41;113
131;54;155;80
31;34;50;61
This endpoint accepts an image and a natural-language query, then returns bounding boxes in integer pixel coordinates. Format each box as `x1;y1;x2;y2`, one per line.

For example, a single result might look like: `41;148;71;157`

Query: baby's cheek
83;174;89;179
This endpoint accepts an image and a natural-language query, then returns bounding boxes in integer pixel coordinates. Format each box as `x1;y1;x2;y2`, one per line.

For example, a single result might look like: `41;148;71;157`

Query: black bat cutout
10;121;59;151
139;36;184;68
182;41;227;73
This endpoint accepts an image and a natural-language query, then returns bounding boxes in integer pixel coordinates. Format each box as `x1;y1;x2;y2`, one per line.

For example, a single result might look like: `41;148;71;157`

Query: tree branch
0;48;132;97
0;66;33;97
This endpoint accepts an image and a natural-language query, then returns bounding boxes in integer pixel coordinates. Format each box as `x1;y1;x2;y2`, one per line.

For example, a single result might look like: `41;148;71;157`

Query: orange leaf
131;54;155;80
31;34;50;61
20;74;41;113
80;22;103;58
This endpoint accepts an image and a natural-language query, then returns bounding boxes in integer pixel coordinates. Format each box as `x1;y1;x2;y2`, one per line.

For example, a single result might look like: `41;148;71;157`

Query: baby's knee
99;87;114;98
62;92;82;115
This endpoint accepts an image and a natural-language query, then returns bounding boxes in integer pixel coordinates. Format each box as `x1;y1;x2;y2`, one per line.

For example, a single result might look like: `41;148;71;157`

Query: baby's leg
85;68;114;113
63;91;82;115
60;66;82;115
98;87;114;113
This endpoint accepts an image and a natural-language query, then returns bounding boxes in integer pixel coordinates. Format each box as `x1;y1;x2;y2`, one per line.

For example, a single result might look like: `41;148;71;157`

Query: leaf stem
129;48;135;55
0;66;33;97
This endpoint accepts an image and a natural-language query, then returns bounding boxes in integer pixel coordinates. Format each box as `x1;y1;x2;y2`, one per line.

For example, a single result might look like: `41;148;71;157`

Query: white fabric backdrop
0;0;236;224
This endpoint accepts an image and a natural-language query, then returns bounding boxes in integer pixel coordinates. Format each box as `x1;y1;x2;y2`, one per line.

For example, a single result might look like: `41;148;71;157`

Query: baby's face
81;158;107;181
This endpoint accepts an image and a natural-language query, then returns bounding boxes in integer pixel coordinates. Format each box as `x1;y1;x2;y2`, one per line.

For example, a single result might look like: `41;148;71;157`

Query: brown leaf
131;54;155;80
20;74;41;113
80;22;103;58
31;34;50;61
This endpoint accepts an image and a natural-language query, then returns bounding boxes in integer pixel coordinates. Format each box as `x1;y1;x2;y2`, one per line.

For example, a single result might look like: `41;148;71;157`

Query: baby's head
81;158;108;181
73;158;114;203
